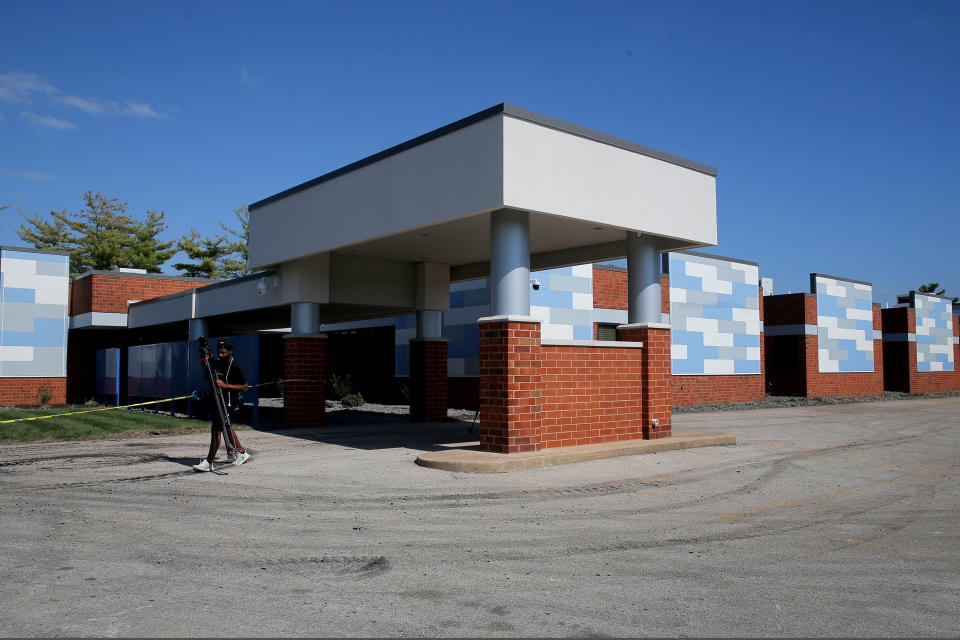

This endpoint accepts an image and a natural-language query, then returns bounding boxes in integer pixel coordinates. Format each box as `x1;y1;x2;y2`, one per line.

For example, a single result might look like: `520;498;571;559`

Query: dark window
597;324;618;341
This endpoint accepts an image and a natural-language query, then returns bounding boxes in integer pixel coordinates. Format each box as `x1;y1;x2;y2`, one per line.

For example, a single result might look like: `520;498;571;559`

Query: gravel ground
1;397;958;636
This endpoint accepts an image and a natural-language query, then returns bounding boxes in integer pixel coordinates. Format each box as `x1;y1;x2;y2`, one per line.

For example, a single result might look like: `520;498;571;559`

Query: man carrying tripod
193;338;251;471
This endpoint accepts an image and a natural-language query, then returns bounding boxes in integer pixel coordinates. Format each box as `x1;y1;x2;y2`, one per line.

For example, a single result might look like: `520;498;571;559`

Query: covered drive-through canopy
130;103;717;333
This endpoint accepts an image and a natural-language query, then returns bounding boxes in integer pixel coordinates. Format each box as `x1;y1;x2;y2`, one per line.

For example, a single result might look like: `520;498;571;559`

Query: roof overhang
248;104;718;276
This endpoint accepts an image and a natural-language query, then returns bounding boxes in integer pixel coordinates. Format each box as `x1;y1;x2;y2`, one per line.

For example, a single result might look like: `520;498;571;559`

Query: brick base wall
539;343;645;448
672;375;765;406
0;378;67;406
409;339;448;422
905;369;960;393
283;336;326;427
478;319;666;453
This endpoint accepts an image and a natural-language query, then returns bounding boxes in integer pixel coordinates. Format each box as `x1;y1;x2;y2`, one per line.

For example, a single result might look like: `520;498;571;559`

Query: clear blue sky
1;0;957;306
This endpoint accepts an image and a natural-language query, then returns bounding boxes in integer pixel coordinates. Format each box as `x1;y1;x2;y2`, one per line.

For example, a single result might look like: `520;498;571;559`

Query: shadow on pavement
239;404;481;453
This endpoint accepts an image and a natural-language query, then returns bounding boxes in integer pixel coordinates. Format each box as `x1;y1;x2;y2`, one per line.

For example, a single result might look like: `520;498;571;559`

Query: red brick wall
538;343;645;448
672;375;765;405
883;308;960;393
590;269;669;313
409;339;448;422
592;267;627;310
0;378;66;406
283;336;326;427
478;320;667;453
70;274;213;316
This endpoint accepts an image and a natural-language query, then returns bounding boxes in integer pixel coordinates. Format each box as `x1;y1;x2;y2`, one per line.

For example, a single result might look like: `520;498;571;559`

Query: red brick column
619;323;672;439
478;317;542;454
283;335;326;427
409;338;448;422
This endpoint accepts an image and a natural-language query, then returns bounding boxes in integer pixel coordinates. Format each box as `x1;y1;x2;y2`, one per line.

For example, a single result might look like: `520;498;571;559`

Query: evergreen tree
16;209;72;250
68;191;136;272
174;204;250;279
16;191;176;274
219;204;249;278
173;230;233;278
918;282;959;304
126;210;176;273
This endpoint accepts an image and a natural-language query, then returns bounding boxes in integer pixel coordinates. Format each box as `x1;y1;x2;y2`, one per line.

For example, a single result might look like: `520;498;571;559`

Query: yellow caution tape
0;394;199;424
0;378;317;425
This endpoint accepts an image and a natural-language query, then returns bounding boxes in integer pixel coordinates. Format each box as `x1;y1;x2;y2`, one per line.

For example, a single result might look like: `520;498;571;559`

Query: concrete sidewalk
416;429;736;472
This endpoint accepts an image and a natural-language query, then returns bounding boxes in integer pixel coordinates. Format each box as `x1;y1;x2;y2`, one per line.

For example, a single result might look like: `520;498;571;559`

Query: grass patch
0;405;213;443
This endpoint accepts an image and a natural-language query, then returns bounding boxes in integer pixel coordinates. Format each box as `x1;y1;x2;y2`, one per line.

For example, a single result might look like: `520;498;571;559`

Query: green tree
125;210;176;273
918;282;959;304
67;192;137;272
16;191;175;274
219;204;249;278
173;204;249;279
172;230;233;278
16;208;72;250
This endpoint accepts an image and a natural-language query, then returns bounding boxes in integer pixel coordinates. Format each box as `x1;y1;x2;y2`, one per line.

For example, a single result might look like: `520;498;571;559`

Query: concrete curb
415;429;736;473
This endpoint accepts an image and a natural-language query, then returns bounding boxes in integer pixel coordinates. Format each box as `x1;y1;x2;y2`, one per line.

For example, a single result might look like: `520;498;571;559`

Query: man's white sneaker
192;459;212;472
232;452;250;466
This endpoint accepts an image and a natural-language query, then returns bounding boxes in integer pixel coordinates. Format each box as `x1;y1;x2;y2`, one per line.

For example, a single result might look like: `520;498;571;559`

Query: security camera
530;278;541;291
256;277;267;296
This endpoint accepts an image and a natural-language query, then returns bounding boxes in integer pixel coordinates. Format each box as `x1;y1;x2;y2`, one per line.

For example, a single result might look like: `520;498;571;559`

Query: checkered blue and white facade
813;275;875;373
443;264;594;376
0;248;70;377
667;253;761;375
320;265;595;377
443;278;487;377
322;255;771;378
914;293;954;372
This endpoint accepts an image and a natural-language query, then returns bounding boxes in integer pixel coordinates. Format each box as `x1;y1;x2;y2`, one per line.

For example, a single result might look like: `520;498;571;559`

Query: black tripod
198;336;238;470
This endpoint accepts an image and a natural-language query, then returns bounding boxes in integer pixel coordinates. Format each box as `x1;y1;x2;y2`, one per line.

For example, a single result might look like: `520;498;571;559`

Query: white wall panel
502;117;717;246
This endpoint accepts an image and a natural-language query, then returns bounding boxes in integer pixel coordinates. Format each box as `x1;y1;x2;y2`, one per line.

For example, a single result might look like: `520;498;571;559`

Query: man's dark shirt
214;357;247;411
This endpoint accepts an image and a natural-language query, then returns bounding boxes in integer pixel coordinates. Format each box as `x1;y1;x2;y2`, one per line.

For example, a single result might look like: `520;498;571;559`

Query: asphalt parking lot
1;397;958;637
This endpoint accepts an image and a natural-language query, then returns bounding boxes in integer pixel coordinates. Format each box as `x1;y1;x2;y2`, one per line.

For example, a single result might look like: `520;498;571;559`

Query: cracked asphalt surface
1;398;958;637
